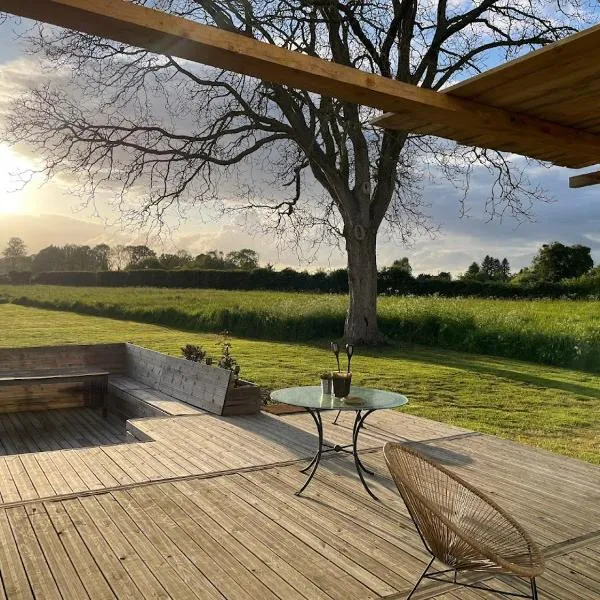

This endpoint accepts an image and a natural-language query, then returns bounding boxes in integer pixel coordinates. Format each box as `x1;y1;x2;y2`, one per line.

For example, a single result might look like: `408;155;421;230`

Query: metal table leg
296;408;323;496
352;409;378;500
297;407;378;500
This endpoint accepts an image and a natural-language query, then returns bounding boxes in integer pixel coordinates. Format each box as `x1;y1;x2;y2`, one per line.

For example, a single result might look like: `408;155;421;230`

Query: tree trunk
344;228;380;344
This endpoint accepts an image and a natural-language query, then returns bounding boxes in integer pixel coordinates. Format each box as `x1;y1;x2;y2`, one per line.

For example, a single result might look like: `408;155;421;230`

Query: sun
0;145;29;215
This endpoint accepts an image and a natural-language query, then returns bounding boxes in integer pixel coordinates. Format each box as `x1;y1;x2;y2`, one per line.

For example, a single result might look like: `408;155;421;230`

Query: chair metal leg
332;410;341;424
406;557;435;600
530;578;538;600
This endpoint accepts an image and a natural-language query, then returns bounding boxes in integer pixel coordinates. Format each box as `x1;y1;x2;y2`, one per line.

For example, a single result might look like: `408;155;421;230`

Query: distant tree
125;245;156;269
91;244;111;271
511;267;539;285
109;245;129;271
31;245;66;272
499;258;511;281
416;271;451;281
461;262;482;281
225;249;259;270
390;257;412;275
158;253;184;269
531;242;593;282
135;257;164;270
176;249;193;266
3;237;27;270
193;250;229;270
479;255;509;281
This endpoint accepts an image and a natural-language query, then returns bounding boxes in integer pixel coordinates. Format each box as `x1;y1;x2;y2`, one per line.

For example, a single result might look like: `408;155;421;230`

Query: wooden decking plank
239;467;422;584
221;472;401;596
125;442;183;479
168;480;335;600
61;448;106;491
0;414;20;456
18;454;55;499
0;509;33;600
47;451;88;494
133;422;231;473
44;501;116;600
254;462;430;562
177;414;313;459
156;482;309;600
138;482;281;600
77;495;171;600
75;409;126;445
2;415;30;455
7;414;40;454
61;409;114;447
101;445;151;483
34;451;74;496
127;484;257;600
6;505;62;600
95;493;200;600
0;458;21;503
5;457;37;501
186;477;377;600
61;498;144;600
25;503;90;599
88;447;133;487
112;490;225;600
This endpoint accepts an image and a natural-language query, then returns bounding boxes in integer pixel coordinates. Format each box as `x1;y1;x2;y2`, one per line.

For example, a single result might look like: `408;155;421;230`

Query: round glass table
270;386;408;499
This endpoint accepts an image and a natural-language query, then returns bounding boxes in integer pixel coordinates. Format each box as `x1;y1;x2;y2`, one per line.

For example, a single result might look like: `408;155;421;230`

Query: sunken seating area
0;343;261;419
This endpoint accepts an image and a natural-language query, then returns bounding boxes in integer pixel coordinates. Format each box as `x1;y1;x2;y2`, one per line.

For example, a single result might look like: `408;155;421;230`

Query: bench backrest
0;343;127;377
124;343;232;414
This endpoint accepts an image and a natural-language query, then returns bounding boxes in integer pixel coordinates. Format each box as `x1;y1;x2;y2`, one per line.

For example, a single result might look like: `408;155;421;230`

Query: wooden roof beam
1;0;600;169
569;171;600;188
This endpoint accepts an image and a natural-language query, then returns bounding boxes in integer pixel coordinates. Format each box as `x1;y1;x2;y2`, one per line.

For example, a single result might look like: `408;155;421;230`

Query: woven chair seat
384;443;545;578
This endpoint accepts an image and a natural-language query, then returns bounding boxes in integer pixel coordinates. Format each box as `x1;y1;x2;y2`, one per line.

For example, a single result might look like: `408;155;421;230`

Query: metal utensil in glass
331;341;341;372
345;343;354;373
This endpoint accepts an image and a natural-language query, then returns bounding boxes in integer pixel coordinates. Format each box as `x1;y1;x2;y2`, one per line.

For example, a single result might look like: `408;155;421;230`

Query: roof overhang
1;0;599;179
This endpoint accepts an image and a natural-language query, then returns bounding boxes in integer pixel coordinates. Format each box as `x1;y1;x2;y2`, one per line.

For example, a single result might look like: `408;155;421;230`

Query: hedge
20;268;600;299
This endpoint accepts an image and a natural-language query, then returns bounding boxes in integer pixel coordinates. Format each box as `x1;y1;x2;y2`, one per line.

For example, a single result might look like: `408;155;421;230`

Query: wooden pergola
2;0;600;186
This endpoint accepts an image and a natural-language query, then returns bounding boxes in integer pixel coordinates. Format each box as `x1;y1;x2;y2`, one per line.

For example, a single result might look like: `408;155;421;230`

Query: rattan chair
383;443;545;599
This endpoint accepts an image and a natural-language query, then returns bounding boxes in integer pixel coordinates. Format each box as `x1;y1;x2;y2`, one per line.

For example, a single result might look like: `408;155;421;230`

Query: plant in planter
320;371;332;395
218;331;241;380
181;344;206;362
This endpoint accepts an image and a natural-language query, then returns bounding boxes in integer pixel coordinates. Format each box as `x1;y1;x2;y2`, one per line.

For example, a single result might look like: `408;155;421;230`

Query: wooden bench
0;343;260;418
108;344;260;418
0;344;124;414
0;371;109;415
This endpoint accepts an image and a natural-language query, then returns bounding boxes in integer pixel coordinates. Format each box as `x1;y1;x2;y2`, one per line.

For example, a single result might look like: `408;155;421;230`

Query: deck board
0;406;598;599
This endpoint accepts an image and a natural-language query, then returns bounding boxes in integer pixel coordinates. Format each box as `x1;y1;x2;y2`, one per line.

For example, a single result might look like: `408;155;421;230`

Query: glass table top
270;385;408;411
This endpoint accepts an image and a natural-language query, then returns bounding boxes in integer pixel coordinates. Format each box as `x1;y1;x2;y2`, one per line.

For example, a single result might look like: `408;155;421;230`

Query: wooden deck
0;407;598;599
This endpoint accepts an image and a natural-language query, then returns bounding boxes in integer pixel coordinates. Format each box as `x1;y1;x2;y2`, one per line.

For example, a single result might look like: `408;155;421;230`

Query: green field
1;303;599;465
1;284;600;371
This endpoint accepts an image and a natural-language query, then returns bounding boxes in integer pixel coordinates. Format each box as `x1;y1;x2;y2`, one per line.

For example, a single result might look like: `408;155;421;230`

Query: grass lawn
1;303;599;465
2;285;600;371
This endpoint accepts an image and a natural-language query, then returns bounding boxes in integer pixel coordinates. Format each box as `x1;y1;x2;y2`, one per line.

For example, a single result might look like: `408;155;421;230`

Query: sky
0;15;599;275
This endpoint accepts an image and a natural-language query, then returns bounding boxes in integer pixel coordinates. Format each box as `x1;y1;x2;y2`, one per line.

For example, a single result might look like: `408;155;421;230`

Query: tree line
2;237;598;291
0;238;260;273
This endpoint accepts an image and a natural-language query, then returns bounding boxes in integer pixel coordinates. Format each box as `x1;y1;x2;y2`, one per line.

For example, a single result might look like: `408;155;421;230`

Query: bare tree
4;0;590;342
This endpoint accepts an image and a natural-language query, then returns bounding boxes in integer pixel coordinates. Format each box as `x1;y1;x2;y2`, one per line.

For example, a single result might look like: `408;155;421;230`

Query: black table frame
298;408;378;499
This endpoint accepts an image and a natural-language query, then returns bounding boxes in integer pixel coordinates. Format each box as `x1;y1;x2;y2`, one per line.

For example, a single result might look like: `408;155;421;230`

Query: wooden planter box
222;378;262;416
